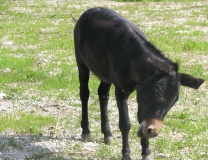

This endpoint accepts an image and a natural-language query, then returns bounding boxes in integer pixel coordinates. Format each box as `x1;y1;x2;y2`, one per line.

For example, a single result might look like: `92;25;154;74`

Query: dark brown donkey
74;7;204;160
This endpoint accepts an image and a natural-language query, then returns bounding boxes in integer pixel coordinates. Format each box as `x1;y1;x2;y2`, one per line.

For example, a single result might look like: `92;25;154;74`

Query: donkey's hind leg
98;81;113;144
78;63;91;141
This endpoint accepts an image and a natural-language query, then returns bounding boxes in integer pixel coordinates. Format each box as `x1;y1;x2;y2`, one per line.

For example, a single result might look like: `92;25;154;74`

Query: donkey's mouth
137;125;143;138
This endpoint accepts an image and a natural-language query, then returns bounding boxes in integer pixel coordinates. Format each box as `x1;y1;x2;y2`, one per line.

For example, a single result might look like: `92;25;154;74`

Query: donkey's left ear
179;73;204;89
146;57;171;74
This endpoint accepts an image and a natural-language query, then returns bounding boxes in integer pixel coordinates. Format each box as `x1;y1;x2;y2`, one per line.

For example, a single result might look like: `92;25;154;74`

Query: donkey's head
137;57;204;138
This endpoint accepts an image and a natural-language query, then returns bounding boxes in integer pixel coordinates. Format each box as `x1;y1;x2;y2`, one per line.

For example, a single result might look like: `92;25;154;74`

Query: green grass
114;0;199;2
0;0;207;159
0;112;56;134
146;25;208;53
0;56;47;83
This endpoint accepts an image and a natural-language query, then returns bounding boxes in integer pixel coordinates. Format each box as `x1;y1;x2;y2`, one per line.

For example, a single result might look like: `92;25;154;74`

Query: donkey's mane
143;38;179;72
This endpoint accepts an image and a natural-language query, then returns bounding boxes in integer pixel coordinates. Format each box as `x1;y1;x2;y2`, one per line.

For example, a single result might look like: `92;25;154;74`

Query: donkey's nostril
148;128;152;135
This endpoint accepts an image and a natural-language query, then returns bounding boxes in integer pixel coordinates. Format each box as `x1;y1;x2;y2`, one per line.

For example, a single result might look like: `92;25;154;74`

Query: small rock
4;68;11;73
0;93;6;100
84;142;97;151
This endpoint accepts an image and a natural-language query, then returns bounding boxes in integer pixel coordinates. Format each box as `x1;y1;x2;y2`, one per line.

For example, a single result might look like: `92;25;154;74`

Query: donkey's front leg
115;87;131;160
141;138;152;160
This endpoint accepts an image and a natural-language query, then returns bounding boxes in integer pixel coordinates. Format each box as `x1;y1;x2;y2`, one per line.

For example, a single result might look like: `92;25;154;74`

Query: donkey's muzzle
137;119;163;138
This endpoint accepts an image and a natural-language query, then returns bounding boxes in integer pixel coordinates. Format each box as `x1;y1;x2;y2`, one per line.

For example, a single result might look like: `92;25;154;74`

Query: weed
8;137;19;148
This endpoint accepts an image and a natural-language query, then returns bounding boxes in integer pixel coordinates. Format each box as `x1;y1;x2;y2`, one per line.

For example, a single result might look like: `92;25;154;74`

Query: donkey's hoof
81;133;92;142
142;154;153;160
104;136;113;145
122;155;131;160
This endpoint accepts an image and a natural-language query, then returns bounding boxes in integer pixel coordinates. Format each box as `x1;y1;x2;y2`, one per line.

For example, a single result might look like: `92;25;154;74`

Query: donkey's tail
71;14;77;23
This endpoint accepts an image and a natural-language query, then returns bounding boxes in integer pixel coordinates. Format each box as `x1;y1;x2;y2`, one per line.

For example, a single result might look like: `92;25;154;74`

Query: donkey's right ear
179;73;204;89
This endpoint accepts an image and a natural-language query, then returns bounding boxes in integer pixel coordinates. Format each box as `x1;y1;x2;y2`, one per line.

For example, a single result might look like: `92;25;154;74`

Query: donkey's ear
179;73;204;89
146;57;171;74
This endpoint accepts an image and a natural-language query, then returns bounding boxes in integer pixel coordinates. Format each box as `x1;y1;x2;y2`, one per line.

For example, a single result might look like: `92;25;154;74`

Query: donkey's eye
155;89;165;102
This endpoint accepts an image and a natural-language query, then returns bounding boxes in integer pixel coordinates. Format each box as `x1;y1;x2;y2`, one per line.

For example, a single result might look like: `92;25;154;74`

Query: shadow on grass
0;134;87;160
